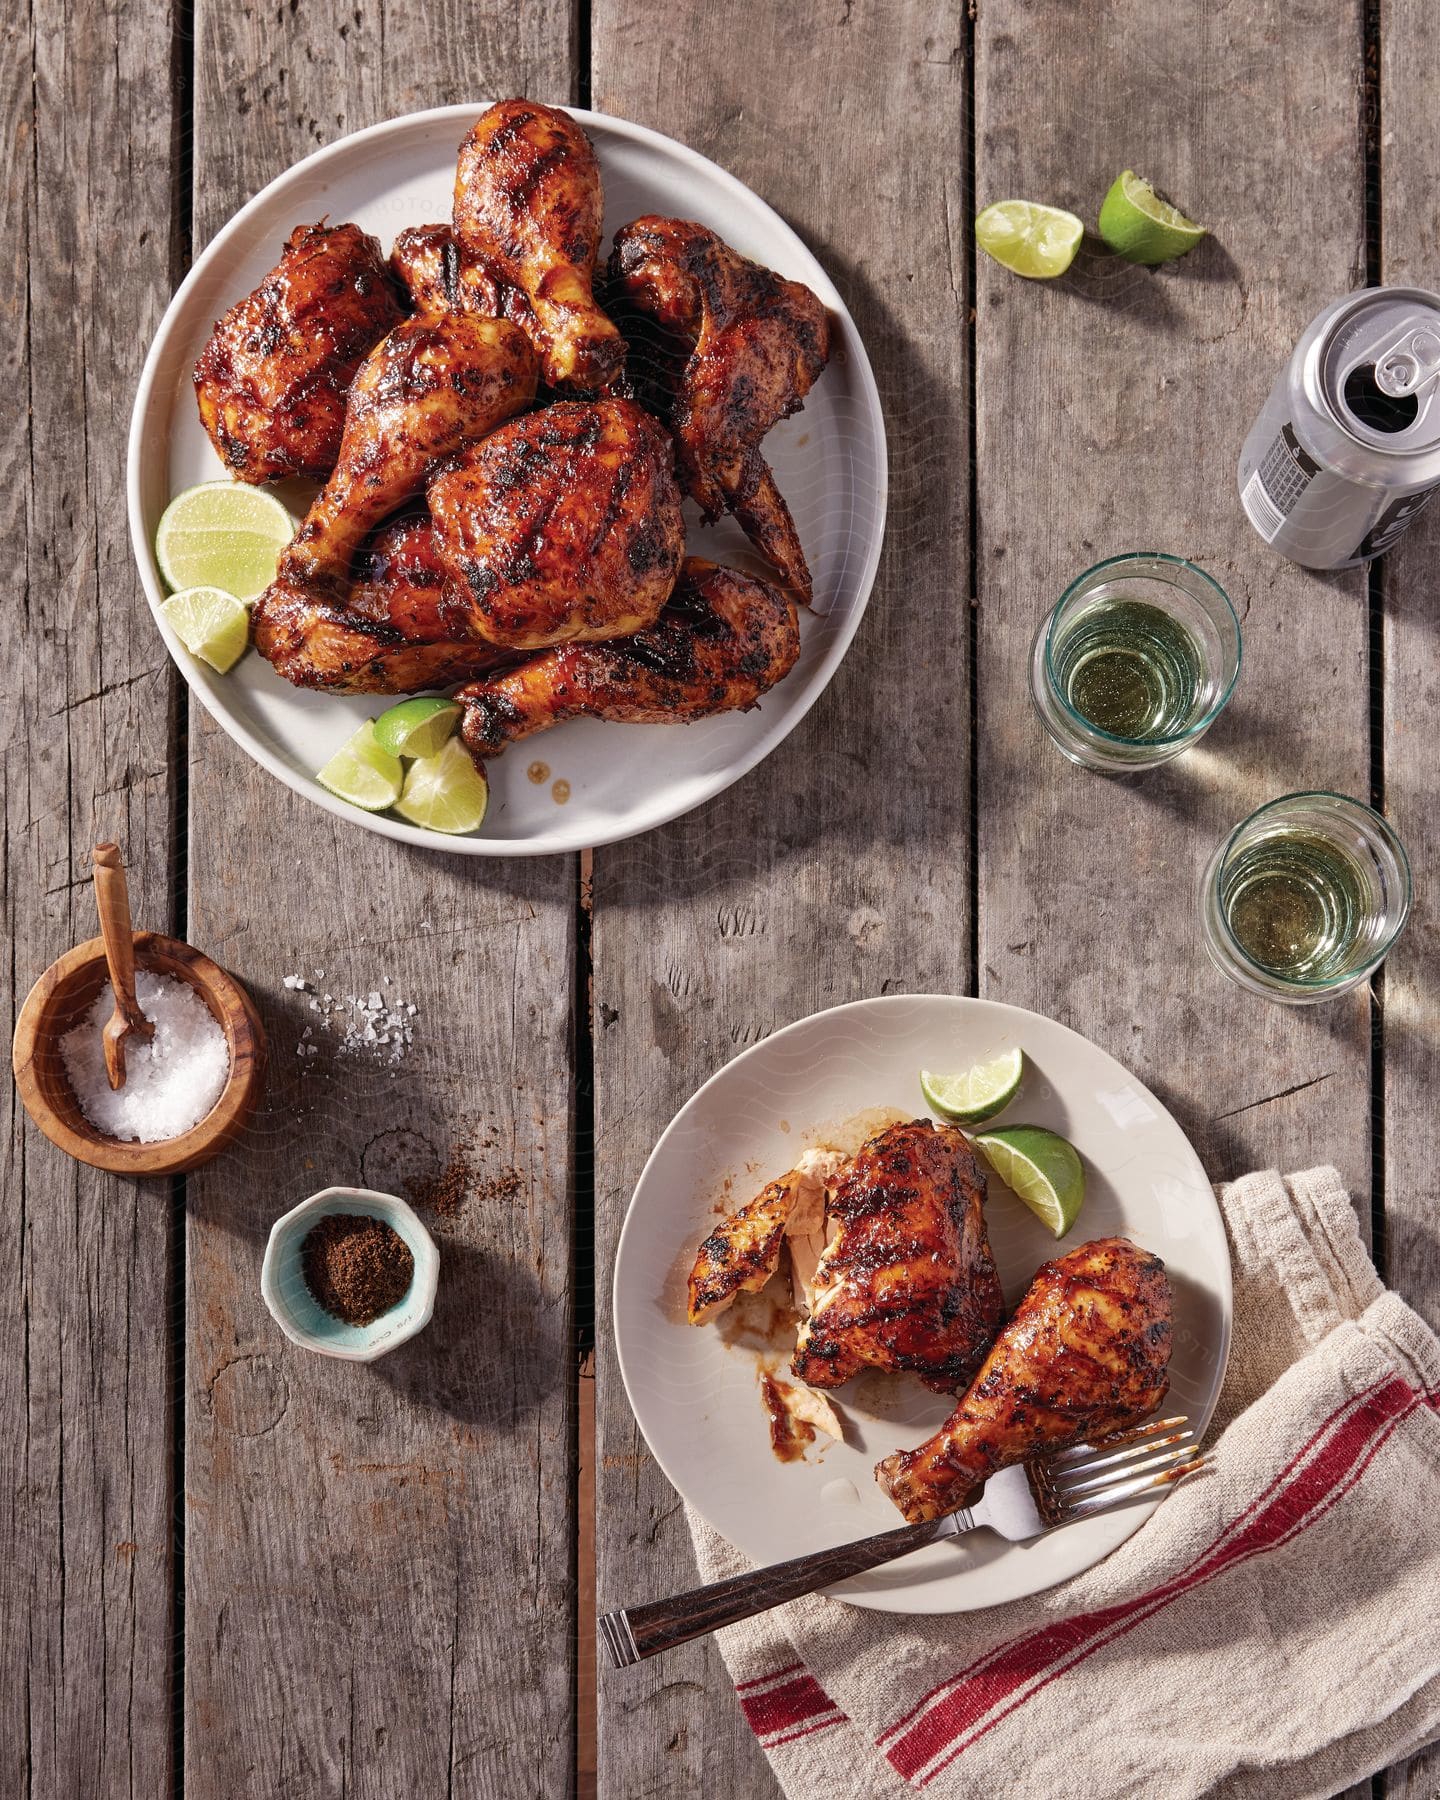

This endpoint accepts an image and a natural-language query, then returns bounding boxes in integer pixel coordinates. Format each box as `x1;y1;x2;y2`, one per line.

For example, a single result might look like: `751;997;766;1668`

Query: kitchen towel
685;1167;1440;1797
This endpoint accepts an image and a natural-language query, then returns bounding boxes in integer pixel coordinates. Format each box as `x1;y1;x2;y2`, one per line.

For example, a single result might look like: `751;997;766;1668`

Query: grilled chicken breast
876;1236;1173;1523
791;1121;1004;1394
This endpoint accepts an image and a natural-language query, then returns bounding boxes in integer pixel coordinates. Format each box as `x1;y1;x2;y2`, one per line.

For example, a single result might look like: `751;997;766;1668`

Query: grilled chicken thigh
257;515;511;694
608;216;831;600
791;1122;1004;1394
454;100;625;392
427;399;683;650
194;221;403;483
457;558;800;759
253;313;536;687
876;1237;1173;1524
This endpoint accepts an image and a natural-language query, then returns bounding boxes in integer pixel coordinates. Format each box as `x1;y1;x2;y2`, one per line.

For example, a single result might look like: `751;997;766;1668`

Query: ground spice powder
302;1213;414;1325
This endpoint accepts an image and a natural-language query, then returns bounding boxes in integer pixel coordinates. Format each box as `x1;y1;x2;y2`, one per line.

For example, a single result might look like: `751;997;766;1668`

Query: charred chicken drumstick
390;222;501;319
453;99;625;392
426;398;683;651
194;221;403;483
790;1122;1004;1395
877;1237;1173;1524
456;557;800;760
253;313;536;686
608;215;831;601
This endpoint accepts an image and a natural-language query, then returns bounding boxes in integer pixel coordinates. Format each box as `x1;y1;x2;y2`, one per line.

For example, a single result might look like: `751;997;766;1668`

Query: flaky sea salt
281;973;419;1067
60;971;230;1143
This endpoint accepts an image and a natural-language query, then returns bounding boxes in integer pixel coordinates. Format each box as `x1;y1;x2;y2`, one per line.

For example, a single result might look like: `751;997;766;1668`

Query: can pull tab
1374;327;1440;397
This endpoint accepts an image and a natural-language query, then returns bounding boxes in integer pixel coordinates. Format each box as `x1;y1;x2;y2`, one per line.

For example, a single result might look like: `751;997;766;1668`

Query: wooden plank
1;0;183;1791
974;3;1372;1188
182;10;580;1795
589;6;972;1793
1379;6;1440;1794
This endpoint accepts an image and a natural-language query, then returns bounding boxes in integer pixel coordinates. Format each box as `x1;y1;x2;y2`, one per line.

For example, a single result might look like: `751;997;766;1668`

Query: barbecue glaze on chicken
608;216;831;600
687;1151;840;1326
790;1121;1004;1394
454;100;625;392
456;558;800;759
876;1237;1173;1523
390;222;501;319
253;314;536;687
427;399;683;650
194;221;403;483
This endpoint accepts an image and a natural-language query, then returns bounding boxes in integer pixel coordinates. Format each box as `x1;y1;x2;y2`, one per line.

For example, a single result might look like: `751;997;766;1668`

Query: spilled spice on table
408;1125;522;1221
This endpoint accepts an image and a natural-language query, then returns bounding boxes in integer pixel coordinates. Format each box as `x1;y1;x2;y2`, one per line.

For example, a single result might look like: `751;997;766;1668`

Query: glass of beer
1200;792;1411;1002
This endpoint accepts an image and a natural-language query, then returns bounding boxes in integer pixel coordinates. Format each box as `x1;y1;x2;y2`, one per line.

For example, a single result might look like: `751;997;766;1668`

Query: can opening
1344;364;1421;433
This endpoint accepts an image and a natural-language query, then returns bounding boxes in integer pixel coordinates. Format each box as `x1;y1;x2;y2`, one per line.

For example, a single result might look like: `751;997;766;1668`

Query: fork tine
1048;1429;1195;1486
1047;1415;1190;1467
1050;1440;1199;1498
1055;1449;1204;1520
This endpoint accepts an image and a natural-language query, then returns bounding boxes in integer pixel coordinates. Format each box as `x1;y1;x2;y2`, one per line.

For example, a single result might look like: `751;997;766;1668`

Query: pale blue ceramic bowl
261;1186;439;1362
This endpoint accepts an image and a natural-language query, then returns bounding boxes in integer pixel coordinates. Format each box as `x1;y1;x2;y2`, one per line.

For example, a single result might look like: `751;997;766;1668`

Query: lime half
155;482;293;599
159;586;251;673
393;737;490;834
373;696;463;759
975;201;1084;279
920;1047;1024;1124
316;721;404;812
1097;171;1206;265
973;1126;1085;1238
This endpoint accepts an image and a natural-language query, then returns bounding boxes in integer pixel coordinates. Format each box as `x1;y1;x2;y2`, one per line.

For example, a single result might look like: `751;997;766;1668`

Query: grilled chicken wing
456;557;800;759
876;1237;1173;1523
790;1122;1004;1394
427;399;683;650
608;216;831;600
454;100;624;392
194;221;403;483
253;313;536;687
257;515;512;694
390;222;501;319
687;1151;841;1325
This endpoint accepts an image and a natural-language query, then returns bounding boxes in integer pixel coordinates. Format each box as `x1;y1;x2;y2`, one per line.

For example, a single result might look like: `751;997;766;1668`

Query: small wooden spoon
92;843;155;1090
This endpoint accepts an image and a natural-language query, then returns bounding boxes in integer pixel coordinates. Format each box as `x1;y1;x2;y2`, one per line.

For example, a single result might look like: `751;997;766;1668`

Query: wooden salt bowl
11;932;266;1176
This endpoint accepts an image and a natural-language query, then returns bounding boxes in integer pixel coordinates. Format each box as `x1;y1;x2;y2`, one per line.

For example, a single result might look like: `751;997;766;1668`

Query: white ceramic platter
613;994;1232;1614
127;104;886;856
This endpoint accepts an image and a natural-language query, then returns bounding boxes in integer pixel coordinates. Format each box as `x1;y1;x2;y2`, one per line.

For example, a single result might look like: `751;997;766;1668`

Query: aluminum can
1238;286;1440;568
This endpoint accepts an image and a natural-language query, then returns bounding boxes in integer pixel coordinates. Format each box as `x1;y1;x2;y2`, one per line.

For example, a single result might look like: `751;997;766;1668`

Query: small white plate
127;104;887;856
613;994;1232;1615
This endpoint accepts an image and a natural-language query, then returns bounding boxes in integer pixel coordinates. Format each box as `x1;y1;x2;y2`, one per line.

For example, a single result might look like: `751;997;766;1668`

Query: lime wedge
393;737;490;834
316;720;404;812
159;586;251;673
1097;171;1206;265
972;1126;1085;1238
155;482;293;600
373;696;463;759
920;1048;1024;1125
975;201;1084;279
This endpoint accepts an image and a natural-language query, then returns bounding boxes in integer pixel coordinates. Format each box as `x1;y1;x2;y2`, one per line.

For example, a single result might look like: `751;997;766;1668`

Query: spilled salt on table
60;971;230;1142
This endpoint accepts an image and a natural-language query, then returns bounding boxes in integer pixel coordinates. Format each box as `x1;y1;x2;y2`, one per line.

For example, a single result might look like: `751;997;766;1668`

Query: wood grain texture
182;8;580;1795
1378;7;1440;1796
974;1;1373;1191
589;3;971;1793
1;0;183;1791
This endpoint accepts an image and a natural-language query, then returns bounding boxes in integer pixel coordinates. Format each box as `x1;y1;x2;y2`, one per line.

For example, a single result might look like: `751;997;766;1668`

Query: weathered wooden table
7;1;1437;1794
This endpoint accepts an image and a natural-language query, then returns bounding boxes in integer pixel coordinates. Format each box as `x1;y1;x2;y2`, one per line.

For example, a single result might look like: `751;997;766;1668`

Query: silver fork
599;1415;1201;1668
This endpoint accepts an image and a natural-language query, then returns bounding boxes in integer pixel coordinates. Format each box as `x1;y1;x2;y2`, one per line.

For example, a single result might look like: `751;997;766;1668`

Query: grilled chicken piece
390;222;501;319
253;314;536;687
608;216;831;600
687;1150;841;1325
456;557;800;760
257;515;512;694
453;100;624;392
427;399;683;650
194;221;403;483
876;1237;1173;1524
791;1122;1004;1394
